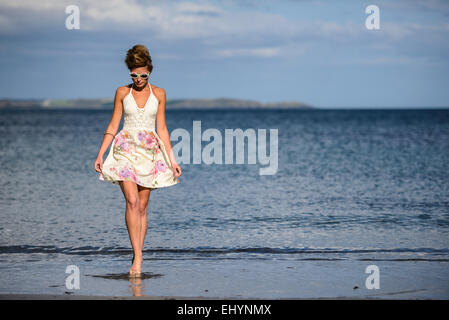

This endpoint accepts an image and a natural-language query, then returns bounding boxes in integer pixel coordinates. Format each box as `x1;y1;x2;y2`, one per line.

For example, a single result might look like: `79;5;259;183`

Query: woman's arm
155;87;181;178
155;87;176;162
96;87;124;159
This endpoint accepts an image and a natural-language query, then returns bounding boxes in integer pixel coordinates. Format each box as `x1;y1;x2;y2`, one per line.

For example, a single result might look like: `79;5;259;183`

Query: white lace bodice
122;83;159;132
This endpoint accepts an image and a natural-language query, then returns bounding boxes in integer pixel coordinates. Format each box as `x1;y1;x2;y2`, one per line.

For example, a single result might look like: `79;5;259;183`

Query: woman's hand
167;149;181;178
94;156;103;173
172;161;182;178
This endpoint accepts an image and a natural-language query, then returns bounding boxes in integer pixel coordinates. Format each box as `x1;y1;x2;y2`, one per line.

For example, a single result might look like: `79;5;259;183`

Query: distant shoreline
0;98;313;110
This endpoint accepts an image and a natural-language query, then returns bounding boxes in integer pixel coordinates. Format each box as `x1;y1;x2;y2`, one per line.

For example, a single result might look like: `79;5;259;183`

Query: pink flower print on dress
153;138;162;155
137;131;145;141
114;131;129;152
138;131;156;150
114;164;141;184
121;142;131;152
148;161;163;178
119;167;131;178
129;172;138;183
145;135;156;149
156;160;168;173
148;166;157;177
128;164;141;183
137;132;146;149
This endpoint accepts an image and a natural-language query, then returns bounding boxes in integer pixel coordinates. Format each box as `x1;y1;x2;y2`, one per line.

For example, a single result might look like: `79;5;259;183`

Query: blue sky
0;0;448;108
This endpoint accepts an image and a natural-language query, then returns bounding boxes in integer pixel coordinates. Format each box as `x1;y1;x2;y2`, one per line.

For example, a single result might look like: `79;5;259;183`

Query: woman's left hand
172;162;182;178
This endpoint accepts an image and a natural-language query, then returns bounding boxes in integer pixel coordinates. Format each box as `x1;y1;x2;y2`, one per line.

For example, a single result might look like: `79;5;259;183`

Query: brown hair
124;44;153;73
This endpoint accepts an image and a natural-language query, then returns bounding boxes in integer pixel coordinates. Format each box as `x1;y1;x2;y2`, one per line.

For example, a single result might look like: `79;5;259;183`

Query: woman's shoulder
111;84;132;103
119;83;133;91
116;84;132;91
115;84;132;95
151;83;165;101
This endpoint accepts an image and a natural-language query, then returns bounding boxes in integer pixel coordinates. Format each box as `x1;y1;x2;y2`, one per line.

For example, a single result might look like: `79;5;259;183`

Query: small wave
1;245;448;259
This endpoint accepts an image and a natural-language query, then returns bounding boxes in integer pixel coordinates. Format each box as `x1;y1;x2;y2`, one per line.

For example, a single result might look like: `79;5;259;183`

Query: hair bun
125;44;153;73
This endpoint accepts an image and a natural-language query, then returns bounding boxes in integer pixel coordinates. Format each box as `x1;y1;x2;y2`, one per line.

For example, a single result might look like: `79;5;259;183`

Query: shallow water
1;108;448;298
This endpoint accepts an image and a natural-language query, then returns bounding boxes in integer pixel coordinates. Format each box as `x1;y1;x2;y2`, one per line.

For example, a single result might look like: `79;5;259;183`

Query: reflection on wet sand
86;272;163;297
129;276;143;296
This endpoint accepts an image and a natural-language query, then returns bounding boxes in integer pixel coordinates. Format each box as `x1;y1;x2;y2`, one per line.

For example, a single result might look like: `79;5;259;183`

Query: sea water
0;108;448;298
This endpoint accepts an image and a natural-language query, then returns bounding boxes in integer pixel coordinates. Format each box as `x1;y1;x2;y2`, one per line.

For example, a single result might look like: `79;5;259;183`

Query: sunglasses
129;71;150;79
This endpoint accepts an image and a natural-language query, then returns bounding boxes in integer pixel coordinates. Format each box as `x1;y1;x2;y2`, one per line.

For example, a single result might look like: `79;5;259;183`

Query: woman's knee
139;203;148;216
126;196;140;209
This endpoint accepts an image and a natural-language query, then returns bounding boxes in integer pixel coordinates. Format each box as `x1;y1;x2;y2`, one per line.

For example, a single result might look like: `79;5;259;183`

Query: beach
1;255;447;299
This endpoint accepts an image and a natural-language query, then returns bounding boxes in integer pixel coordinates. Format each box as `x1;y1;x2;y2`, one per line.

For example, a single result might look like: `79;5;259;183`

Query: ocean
1;108;448;298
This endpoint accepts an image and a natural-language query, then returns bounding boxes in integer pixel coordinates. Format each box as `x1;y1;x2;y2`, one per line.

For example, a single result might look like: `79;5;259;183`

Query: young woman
94;44;182;277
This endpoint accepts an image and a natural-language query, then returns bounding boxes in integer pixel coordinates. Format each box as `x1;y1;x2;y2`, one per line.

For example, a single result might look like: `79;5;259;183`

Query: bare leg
119;181;143;275
137;185;151;250
131;187;151;265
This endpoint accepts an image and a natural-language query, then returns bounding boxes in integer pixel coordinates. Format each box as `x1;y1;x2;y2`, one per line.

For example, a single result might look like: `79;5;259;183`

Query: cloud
214;47;282;58
175;1;223;17
0;0;353;40
0;0;448;64
83;0;148;27
380;0;449;11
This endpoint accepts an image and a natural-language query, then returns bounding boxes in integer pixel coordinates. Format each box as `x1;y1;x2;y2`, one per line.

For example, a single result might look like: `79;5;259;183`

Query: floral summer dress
99;83;179;190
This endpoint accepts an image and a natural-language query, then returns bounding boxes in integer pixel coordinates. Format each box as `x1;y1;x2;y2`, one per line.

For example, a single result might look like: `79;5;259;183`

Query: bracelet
104;132;114;137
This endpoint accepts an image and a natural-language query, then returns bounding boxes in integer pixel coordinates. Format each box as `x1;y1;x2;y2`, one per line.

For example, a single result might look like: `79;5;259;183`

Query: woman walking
94;44;181;277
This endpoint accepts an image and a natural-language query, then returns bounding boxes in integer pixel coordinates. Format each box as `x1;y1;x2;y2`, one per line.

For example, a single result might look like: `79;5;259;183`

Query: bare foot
129;255;143;276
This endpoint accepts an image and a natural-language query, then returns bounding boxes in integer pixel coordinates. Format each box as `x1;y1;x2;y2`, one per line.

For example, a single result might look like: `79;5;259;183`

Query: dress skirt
99;128;179;190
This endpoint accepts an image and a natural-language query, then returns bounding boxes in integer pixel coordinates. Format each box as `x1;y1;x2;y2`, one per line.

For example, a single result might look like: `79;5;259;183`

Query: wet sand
0;294;217;300
1;259;448;300
0;294;384;300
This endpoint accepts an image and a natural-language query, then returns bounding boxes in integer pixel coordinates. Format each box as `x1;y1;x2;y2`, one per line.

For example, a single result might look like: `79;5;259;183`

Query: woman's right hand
94;156;103;173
